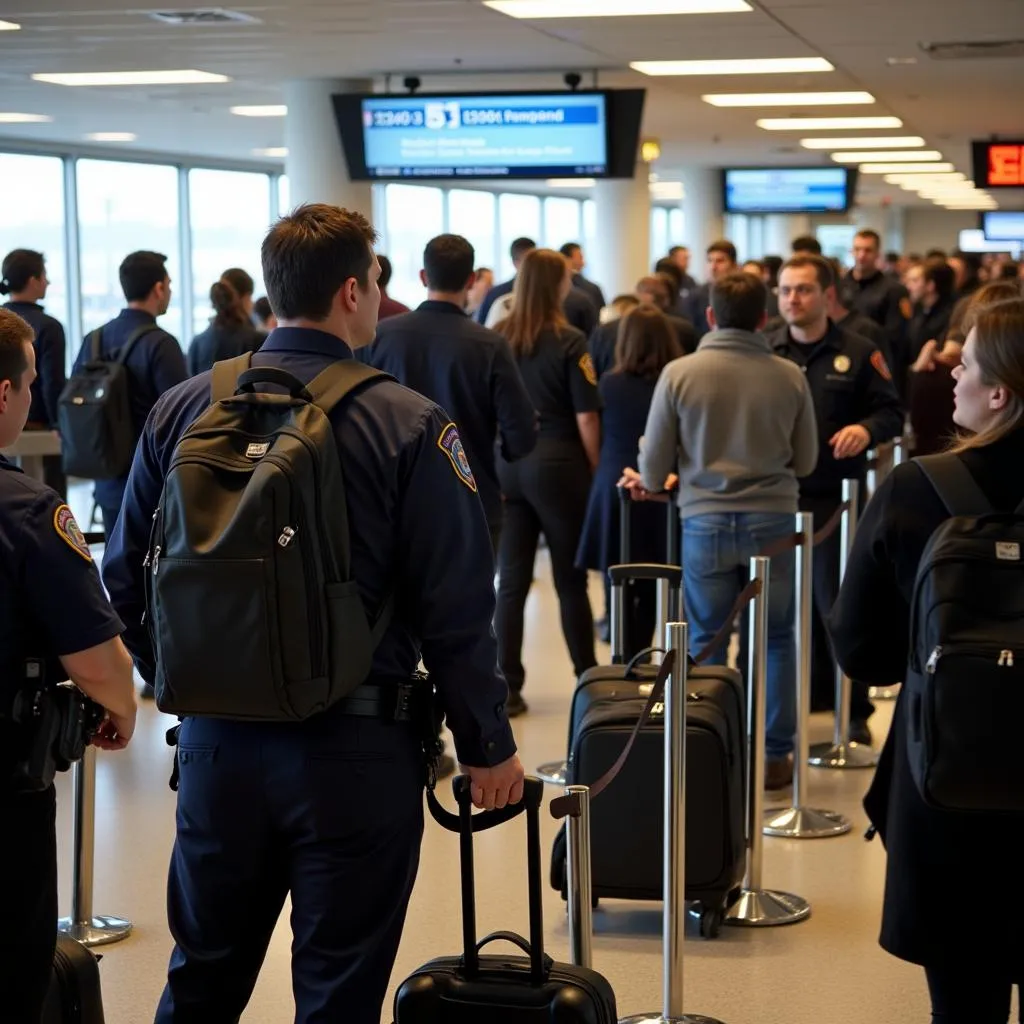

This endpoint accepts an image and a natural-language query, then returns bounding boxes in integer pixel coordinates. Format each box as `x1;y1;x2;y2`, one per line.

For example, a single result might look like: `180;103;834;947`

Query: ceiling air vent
919;38;1024;60
147;9;261;25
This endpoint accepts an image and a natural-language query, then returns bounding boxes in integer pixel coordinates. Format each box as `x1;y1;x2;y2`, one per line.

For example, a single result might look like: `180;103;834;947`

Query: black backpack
144;353;394;722
59;323;159;479
905;453;1024;813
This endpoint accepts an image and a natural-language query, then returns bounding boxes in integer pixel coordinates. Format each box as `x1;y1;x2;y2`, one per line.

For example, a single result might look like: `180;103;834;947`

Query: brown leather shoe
764;757;794;791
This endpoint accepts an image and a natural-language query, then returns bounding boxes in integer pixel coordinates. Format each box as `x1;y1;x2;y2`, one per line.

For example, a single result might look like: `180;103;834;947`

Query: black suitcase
394;776;617;1023
43;935;105;1023
551;493;747;938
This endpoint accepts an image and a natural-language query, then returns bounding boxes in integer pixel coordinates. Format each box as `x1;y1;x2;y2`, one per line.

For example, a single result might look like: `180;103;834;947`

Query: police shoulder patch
578;352;598;387
437;422;477;493
899;296;913;320
54;504;92;562
871;349;893;382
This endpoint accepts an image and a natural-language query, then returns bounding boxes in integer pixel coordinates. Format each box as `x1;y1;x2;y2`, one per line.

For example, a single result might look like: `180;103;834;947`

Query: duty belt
335;680;427;722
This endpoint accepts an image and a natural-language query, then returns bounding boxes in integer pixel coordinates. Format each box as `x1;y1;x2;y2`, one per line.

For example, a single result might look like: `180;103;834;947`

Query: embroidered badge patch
833;354;852;374
54;504;92;562
437;422;477;493
578;353;598;387
900;297;913;320
871;349;893;381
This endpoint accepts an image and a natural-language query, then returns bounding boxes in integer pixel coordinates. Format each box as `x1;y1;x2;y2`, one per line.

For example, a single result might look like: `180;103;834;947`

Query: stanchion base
724;888;811;927
58;915;133;947
807;740;879;769
763;805;852;839
620;1014;728;1023
869;685;900;701
536;760;568;786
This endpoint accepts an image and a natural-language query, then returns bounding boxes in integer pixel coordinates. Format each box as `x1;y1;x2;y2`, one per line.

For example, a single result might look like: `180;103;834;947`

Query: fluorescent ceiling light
546;178;596;187
632;57;832;76
32;69;229;86
253;147;287;157
86;132;137;142
485;0;752;17
0;112;53;124
231;105;287;117
884;172;964;184
758;116;902;130
801;136;923;149
833;150;942;163
0;19;20;30
860;162;954;174
703;91;874;107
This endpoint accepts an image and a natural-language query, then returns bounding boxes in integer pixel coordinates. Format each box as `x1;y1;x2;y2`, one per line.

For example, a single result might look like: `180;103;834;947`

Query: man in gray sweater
625;272;818;789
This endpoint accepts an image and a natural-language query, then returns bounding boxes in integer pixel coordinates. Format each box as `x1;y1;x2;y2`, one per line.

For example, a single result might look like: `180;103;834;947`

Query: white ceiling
0;0;1022;209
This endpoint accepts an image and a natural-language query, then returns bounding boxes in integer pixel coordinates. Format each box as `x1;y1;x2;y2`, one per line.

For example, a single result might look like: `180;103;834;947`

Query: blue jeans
682;512;797;760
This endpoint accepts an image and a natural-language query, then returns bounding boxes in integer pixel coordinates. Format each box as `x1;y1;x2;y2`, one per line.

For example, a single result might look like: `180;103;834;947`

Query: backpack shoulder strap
88;328;103;362
916;453;995;517
114;321;162;365
304;359;394;415
210;353;254;403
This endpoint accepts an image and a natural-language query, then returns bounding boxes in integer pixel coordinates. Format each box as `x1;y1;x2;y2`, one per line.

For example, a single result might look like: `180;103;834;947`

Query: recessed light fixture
703;91;874;107
801;136;924;149
886;56;918;66
632;57;832;76
860;162;955;173
757;116;902;130
0;19;20;30
833;150;942;163
231;105;288;117
545;178;596;187
86;132;137;142
0;112;53;124
32;69;230;86
253;146;287;157
485;0;752;17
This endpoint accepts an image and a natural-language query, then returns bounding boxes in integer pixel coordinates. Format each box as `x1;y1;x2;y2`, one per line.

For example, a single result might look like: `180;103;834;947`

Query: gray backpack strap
210;353;254;403
916;453;994;517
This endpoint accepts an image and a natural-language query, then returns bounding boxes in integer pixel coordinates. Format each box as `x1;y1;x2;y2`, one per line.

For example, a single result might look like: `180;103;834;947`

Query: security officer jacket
72;309;187;514
767;320;903;498
0;458;124;780
572;274;606;313
2;301;65;429
588;314;698;380
102;327;516;768
844;270;909;378
359;300;537;529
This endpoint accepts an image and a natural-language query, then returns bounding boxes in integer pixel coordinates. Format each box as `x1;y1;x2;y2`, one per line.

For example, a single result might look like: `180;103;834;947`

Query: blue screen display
982;211;1024;241
360;93;608;179
725;167;851;214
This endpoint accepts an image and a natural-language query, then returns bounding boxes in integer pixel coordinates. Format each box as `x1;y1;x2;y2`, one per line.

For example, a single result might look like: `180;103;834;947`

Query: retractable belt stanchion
621;622;726;1024
725;557;811;927
808;480;879;769
564;784;593;969
58;745;132;946
763;513;851;839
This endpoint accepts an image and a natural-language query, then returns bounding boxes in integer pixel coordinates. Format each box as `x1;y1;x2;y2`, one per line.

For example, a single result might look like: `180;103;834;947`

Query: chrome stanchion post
621;623;726;1024
58;746;132;946
809;480;878;770
764;514;851;839
865;449;878;501
565;785;593;969
725;558;811;927
868;440;903;701
892;434;907;467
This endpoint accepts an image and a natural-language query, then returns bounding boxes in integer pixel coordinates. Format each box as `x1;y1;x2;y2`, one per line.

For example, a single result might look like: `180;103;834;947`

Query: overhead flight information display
723;167;854;214
981;211;1024;242
359;92;609;179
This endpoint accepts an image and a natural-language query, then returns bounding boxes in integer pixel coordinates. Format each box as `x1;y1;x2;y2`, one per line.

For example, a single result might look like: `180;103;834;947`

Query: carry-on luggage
43;935;105;1023
394;776;617;1023
551;491;746;938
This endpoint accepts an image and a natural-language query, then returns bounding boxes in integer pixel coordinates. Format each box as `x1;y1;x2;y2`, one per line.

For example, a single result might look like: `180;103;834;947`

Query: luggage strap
914;453;1024;516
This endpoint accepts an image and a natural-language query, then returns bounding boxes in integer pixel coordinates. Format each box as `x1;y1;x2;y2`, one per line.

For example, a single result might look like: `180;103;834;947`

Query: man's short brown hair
262;204;377;322
710;272;768;332
781;254;835;291
0;308;33;389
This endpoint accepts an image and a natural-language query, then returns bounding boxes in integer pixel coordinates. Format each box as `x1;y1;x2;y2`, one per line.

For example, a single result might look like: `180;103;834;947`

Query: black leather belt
335;681;426;722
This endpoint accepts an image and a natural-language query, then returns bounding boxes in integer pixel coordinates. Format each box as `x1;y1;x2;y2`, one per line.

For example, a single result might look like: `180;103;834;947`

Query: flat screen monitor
722;166;855;214
980;210;1024;242
972;141;1024;189
333;90;645;181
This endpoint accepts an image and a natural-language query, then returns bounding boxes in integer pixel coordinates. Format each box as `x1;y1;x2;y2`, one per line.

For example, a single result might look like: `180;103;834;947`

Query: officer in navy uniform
71;250;187;538
767;254;903;744
0;308;137;1022
102;205;525;1024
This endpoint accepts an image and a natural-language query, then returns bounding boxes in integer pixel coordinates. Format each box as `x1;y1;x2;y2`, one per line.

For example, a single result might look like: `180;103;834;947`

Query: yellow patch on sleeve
54;504;92;562
578;352;598;387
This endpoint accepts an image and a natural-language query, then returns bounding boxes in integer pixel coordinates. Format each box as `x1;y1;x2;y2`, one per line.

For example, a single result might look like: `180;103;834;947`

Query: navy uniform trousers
155;710;424;1024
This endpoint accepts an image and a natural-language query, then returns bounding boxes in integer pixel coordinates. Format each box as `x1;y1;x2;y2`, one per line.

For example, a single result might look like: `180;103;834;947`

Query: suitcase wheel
690;903;723;940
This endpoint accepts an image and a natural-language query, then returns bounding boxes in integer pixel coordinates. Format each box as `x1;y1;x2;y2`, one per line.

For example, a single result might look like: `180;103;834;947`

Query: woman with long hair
831;297;1024;1021
187;276;264;376
493;248;601;715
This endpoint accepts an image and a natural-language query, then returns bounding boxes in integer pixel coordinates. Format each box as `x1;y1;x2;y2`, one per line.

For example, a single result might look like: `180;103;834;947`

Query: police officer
101;204;525;1024
1;248;67;496
0;307;137;1022
71;250;187;539
768;254;903;744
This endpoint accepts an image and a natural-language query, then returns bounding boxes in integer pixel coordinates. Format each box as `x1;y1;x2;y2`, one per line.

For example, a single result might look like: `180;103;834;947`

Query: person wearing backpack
101;203;525;1024
830;297;1024;1022
69;250;187;537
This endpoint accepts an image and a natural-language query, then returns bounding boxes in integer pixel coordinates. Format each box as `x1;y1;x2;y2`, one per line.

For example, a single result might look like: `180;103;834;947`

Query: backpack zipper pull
925;646;942;674
278;526;297;548
152;545;161;575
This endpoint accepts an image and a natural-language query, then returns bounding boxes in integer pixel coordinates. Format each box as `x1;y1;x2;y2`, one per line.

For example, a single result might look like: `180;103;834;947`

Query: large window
497;194;541;280
543;197;582;251
447;190;497;274
582;199;597;260
0;153;71;347
650;207;669;267
189;168;271;333
382;184;443;307
77;159;184;344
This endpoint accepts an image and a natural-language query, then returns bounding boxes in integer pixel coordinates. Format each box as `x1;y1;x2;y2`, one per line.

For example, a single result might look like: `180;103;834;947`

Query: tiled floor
52;511;993;1022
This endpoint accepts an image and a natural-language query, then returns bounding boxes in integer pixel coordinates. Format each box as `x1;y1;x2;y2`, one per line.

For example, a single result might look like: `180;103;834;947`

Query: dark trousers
0;784;57;1023
925;965;1021;1022
799;492;874;723
155;713;424;1024
496;447;596;692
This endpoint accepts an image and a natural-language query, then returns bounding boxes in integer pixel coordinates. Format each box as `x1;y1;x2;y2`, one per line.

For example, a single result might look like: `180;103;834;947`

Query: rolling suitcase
550;492;747;938
43;935;105;1023
394;776;617;1023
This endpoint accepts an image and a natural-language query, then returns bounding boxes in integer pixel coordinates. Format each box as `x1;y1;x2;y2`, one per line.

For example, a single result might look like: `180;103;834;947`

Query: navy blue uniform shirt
360;300;537;528
2;301;66;428
102;327;515;767
187;321;264;377
72;308;187;513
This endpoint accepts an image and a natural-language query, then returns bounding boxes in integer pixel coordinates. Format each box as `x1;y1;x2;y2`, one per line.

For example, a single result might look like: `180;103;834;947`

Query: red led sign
973;141;1024;188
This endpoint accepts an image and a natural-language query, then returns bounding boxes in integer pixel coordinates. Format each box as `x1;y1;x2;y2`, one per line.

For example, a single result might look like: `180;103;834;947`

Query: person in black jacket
686;239;738;338
830;297;1024;1023
188;277;264;376
559;242;606;312
905;258;957;366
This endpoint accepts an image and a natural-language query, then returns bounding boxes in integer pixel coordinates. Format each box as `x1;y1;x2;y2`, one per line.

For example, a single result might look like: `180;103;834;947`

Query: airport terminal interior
2;0;1024;1020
